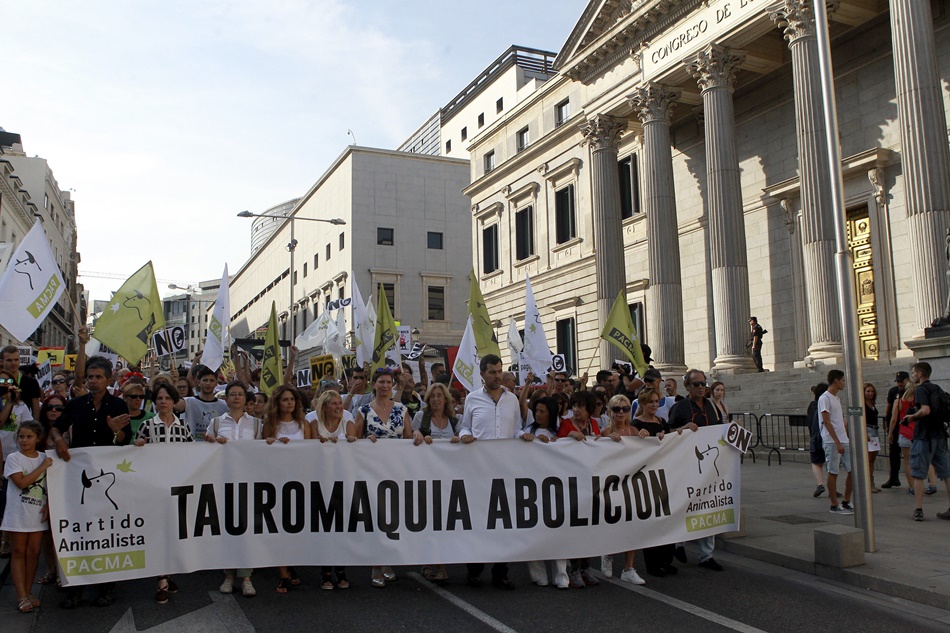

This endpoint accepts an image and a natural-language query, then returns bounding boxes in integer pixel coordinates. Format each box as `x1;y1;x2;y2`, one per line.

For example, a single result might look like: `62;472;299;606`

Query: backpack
419;410;458;437
930;384;950;425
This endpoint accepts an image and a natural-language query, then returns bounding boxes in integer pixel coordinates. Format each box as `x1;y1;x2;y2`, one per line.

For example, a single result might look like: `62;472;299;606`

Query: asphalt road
16;550;950;633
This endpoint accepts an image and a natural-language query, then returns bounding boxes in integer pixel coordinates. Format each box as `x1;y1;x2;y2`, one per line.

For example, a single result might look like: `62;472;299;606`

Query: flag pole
583;349;599;377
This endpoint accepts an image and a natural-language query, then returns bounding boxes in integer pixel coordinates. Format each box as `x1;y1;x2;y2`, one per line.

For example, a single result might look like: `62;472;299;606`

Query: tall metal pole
813;1;874;552
289;218;296;342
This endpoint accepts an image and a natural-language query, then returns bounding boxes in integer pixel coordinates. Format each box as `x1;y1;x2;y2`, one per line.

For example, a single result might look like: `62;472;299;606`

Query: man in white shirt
819;369;853;514
459;354;534;589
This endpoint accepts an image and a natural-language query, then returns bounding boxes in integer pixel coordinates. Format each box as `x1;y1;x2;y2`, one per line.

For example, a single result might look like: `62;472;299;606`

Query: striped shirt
135;416;194;444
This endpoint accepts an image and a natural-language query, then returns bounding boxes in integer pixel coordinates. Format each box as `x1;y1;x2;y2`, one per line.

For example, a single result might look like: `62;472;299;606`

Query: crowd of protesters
1;333;734;613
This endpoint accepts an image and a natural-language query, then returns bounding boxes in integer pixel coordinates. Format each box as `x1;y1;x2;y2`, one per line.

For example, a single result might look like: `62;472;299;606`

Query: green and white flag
260;302;283;396
201;265;230;373
351;278;373;368
92;261;164;366
452;315;479;393
0;222;66;342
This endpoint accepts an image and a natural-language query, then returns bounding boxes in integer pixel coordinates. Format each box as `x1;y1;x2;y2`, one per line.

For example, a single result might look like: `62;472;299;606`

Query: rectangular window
427;231;444;250
478;113;485;128
515;205;534;261
556;318;577;375
496;98;504;113
555;99;570;127
484;150;496;173
629;302;644;343
461;127;468;141
555;184;576;244
382;283;396;314
482;225;499;274
427;286;445;320
445;139;452;153
303;263;308;278
339;286;345;300
326;244;331;261
377;227;394;246
314;253;319;269
619;155;641;219
516;127;529;153
339;232;345;251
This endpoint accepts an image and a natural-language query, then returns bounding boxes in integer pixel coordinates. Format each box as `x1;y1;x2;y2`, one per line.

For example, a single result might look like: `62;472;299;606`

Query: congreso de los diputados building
463;0;950;402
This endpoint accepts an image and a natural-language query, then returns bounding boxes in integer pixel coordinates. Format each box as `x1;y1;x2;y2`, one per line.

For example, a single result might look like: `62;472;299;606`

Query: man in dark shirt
748;317;764;373
50;355;131;608
903;362;950;521
882;371;911;488
668;369;725;571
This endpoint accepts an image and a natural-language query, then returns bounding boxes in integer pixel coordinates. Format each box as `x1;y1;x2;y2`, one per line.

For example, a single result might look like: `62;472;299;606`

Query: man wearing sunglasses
667;369;725;572
1;346;42;420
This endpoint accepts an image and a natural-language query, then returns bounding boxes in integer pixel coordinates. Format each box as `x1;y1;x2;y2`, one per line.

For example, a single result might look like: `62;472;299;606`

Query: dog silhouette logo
122;290;151;321
694;444;720;478
14;250;42;291
81;468;118;510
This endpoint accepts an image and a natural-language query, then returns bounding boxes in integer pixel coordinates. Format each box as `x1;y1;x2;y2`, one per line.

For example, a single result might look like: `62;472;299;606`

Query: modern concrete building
463;0;950;403
0;130;83;351
228;146;471;359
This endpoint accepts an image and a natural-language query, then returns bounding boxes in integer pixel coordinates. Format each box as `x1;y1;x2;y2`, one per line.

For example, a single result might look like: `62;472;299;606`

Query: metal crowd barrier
727;412;758;464
757;413;813;465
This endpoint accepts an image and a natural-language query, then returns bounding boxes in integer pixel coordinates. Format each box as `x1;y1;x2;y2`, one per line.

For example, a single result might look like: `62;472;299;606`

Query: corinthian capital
580;114;628;150
628;83;681;125
768;0;840;44
686;45;746;92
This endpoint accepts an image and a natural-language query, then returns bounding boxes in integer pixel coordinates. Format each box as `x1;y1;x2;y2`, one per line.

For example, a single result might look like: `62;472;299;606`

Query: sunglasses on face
691;381;705;388
611;406;631;413
554;378;567;383
0;378;14;385
52;378;66;384
47;405;65;412
125;394;144;400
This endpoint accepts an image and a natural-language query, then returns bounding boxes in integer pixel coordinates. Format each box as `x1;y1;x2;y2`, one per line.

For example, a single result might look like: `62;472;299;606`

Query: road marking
108;591;255;633
408;572;521;633
595;572;769;633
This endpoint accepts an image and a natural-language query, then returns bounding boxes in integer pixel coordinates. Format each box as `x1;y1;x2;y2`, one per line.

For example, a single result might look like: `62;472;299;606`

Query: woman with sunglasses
122;382;155;438
349;368;410;587
49;373;70;400
1;370;34;560
33;395;67;586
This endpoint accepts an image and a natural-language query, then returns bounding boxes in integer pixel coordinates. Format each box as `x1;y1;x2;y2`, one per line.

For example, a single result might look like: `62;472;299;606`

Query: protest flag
0;221;66;342
468;269;500;358
507;317;523;360
259;301;284;396
452;315;479;393
600;292;649;377
351;278;374;368
370;284;400;375
92;262;164;366
201;264;230;372
521;275;551;375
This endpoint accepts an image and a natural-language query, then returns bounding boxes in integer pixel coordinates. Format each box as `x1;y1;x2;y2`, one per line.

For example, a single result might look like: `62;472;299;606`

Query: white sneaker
601;554;613;577
620;568;646;585
219;577;234;594
555;576;570;589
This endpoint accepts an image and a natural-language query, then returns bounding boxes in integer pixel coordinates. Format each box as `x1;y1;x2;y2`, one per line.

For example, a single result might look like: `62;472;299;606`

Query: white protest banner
722;421;753;454
37;360;52;391
0;222;66;342
295;368;312;387
613;359;633;376
48;426;740;586
550;353;567;374
18;345;35;366
405;342;426;361
201;265;231;373
152;326;187;357
326;297;352;311
397;325;412;354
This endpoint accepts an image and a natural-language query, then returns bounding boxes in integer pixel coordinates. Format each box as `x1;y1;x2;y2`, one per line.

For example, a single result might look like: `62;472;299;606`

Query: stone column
686;45;757;372
769;1;842;360
628;83;686;371
580;114;628;368
889;0;950;333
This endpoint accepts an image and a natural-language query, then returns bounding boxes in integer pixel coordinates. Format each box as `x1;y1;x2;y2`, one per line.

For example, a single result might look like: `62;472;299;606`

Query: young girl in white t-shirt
1;421;52;614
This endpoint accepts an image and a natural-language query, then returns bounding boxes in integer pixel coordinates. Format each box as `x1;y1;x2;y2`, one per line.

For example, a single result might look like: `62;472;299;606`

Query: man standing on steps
882;371;911;488
819;369;854;515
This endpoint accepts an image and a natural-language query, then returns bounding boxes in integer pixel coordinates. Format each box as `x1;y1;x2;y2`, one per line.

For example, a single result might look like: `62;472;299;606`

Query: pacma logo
81;468;118;511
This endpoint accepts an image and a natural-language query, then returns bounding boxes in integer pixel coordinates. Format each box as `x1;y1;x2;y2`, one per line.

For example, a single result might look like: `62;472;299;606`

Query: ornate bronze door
846;208;879;360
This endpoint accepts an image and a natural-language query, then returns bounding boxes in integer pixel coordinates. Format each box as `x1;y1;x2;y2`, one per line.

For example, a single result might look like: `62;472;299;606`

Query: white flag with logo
507;317;523;359
296;308;331;351
326;309;348;356
522;275;551;375
351;279;373;368
201;265;230;372
0;222;66;342
452;315;480;393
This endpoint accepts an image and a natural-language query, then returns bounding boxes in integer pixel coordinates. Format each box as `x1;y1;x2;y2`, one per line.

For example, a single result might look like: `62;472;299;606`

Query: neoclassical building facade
463;0;950;377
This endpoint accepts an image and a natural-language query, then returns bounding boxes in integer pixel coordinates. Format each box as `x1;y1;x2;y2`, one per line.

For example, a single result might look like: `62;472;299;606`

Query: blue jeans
696;535;715;563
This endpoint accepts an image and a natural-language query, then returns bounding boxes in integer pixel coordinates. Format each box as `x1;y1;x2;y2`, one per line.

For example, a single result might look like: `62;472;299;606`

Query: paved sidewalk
719;458;950;610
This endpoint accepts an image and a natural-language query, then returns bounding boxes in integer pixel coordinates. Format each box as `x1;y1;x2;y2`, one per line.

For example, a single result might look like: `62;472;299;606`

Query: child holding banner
1;369;36;560
1;420;52;613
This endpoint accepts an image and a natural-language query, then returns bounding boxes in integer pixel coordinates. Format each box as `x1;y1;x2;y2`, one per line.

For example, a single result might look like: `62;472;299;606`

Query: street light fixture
236;210;347;341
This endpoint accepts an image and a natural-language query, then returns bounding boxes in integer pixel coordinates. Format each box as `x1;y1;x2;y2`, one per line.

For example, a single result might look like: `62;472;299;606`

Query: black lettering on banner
649;470;671;517
620;474;633;521
348;481;374;533
632;471;652;520
591;476;601;526
568;477;588;527
541;477;565;528
253;482;278;534
225;483;248;535
603;475;621;524
487;479;512;530
446;480;471;531
514;478;538;529
311;481;344;532
432;480;443;531
282;482;305;533
377;480;400;541
171;485;194;540
405;481;427;533
195;483;222;537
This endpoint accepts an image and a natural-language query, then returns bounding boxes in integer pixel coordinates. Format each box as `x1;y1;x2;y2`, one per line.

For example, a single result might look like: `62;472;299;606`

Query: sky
2;0;584;305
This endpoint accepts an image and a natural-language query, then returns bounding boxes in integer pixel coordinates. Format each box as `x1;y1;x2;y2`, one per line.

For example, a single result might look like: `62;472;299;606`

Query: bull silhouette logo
695;444;720;478
14;250;42;290
81;468;118;510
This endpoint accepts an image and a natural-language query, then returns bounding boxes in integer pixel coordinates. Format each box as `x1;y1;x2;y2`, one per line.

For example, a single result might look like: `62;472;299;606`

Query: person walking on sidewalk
882;371;911;488
902;362;950;522
819;370;854;515
807;382;829;497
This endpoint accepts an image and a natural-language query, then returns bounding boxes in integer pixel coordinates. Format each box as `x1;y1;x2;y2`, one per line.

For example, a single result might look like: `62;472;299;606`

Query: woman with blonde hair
410;383;459;445
307;390;351;443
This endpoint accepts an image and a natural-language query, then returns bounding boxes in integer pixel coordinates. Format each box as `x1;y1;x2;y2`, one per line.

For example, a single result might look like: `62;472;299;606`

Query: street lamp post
237;210;345;341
